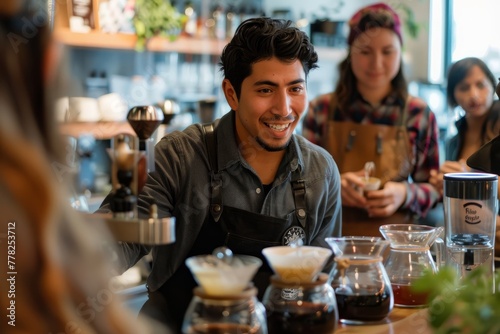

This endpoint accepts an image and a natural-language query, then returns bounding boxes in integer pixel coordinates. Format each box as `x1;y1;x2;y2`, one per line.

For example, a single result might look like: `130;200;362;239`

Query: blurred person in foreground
302;2;440;231
99;17;342;332
0;0;165;333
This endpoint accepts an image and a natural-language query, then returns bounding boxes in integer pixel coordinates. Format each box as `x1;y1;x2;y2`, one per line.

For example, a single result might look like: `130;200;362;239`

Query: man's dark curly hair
219;17;319;99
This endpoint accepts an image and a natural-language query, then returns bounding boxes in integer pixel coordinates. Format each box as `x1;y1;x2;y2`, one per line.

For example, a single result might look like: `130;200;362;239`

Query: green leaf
134;20;145;36
133;0;185;51
413;266;500;333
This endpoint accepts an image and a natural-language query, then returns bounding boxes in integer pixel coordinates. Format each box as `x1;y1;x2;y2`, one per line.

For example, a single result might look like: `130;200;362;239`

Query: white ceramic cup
362;177;381;193
68;97;101;122
98;93;128;121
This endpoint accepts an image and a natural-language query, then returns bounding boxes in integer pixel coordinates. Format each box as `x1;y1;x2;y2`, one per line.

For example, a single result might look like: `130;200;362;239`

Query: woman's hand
430;160;469;196
440;159;468;174
429;169;443;195
364;181;407;217
340;171;367;208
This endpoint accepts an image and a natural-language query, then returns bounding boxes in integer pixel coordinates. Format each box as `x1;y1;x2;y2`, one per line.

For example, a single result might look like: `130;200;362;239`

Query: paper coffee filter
262;246;332;284
185;254;262;296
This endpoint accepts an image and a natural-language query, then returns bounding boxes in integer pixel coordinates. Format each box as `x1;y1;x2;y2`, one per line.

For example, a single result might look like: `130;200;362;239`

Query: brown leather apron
324;94;416;236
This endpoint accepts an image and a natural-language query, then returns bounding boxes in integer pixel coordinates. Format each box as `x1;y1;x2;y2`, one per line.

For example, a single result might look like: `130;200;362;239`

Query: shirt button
256;188;261;194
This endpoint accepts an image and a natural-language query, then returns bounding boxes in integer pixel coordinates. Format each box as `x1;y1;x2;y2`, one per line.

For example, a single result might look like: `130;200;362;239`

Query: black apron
139;123;308;333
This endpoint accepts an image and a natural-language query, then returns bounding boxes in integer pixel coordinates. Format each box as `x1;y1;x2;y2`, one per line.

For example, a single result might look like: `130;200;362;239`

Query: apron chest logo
282;226;306;246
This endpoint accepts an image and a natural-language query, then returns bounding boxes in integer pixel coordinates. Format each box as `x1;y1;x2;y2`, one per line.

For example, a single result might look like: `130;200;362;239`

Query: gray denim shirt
102;110;342;291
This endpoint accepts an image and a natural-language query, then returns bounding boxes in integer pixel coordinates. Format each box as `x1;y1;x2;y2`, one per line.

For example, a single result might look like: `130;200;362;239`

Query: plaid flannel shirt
302;91;441;217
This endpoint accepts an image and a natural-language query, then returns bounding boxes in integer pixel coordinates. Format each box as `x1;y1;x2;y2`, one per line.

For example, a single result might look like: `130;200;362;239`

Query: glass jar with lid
262;273;338;333
182;285;267;334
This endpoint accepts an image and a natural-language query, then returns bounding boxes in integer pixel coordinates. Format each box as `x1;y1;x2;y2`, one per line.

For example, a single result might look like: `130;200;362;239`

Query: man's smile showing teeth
266;123;290;131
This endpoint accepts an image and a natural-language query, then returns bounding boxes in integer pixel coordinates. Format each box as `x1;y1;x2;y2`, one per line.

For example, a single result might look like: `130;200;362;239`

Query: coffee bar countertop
336;307;431;333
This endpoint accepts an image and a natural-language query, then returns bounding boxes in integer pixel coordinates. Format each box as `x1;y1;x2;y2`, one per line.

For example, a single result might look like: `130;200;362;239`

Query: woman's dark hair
447;57;499;147
219;17;319;99
446;57;497;108
334;9;407;112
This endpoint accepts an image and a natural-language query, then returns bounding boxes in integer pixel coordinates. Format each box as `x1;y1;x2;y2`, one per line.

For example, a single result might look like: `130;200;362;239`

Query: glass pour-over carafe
379;224;444;307
325;237;393;324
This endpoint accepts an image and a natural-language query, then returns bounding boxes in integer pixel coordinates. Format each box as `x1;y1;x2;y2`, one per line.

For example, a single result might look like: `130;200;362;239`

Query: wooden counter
341;208;416;237
337;307;431;333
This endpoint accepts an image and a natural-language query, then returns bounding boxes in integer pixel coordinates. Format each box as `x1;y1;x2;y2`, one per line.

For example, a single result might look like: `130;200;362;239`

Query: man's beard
256;136;290;152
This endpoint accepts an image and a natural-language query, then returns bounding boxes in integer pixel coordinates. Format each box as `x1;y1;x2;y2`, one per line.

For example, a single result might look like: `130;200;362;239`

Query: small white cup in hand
362;177;381;194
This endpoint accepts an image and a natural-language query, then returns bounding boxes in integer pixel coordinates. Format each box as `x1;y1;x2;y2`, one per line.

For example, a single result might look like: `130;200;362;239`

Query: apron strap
202;122;223;222
202;121;309;230
291;169;307;230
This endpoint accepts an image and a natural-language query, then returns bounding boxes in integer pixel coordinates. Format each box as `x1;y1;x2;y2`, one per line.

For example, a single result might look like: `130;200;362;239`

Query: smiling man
99;17;341;332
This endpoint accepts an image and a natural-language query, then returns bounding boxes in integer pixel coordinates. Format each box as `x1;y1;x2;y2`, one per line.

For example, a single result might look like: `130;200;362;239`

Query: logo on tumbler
463;202;482;224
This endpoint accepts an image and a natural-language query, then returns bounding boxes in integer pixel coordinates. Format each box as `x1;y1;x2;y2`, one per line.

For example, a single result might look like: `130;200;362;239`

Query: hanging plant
399;4;421;40
133;0;184;52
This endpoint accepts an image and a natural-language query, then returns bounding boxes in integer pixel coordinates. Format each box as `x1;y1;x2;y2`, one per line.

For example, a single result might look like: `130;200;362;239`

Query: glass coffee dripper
379;224;444;307
325;237;393;324
183;250;267;334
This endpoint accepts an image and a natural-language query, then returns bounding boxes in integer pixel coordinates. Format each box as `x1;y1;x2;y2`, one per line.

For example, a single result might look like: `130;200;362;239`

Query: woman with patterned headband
302;3;441;232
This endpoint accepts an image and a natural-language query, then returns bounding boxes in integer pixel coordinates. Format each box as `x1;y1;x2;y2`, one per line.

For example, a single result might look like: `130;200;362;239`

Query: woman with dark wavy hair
430;58;499;196
302;2;441;233
439;57;498;177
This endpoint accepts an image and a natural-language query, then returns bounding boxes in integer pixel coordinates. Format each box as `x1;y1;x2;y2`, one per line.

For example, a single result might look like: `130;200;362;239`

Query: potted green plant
133;0;184;51
413;266;500;333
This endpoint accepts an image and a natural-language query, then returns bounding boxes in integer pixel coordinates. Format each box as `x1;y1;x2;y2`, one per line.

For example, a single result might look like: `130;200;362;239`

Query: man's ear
222;79;239;110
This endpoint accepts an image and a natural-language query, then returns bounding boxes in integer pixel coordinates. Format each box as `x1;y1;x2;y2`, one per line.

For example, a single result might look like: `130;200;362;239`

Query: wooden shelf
54;28;227;55
53;28;345;60
59;121;135;139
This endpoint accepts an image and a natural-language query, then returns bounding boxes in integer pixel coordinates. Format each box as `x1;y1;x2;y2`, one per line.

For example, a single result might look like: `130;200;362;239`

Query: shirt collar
216;110;240;171
455;115;467;131
356;90;403;107
216;110;303;176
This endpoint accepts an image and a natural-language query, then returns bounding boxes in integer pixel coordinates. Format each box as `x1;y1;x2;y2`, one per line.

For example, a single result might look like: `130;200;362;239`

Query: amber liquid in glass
392;283;429;307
